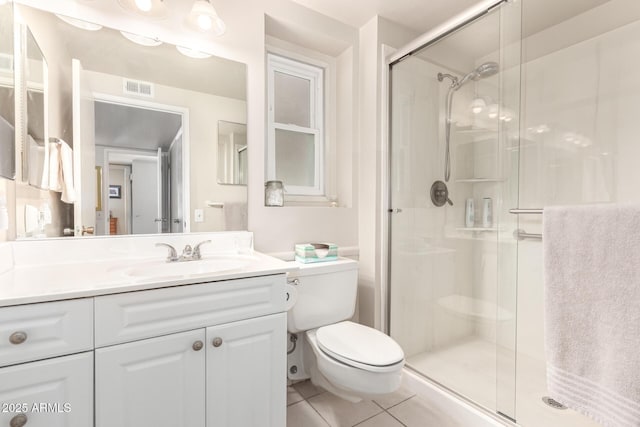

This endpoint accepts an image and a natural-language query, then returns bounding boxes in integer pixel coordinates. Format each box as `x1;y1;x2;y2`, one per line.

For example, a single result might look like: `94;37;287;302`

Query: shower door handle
388;208;403;214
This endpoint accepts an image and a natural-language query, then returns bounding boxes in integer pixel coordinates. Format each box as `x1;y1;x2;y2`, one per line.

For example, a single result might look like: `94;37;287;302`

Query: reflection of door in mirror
96;100;184;236
0;2;15;181
217;121;247;185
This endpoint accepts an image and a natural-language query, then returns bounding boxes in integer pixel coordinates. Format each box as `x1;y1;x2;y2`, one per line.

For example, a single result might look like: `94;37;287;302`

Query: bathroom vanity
0;232;290;427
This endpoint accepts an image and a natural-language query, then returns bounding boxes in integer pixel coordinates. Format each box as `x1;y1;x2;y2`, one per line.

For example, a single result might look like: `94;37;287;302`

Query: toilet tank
287;258;358;333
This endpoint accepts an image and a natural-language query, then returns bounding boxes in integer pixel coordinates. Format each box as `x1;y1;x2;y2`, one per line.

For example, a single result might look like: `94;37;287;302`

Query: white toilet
286;258;404;402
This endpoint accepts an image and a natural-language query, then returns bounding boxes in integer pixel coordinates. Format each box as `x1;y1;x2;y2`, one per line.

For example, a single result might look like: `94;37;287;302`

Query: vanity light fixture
56;14;103;31
176;45;212;59
134;0;152;12
120;31;162;47
117;0;167;19
185;0;226;36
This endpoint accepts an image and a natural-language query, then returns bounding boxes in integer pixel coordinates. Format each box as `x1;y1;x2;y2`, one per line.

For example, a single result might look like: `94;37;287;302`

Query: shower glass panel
388;0;521;420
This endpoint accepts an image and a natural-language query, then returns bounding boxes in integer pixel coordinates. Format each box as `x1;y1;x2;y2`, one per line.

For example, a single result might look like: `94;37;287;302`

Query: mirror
217;121;247;185
15;5;247;238
0;2;15;180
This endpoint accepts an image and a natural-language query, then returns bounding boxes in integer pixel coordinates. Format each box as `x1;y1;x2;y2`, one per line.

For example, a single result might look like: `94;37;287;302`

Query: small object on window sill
294;243;338;263
265;180;284;207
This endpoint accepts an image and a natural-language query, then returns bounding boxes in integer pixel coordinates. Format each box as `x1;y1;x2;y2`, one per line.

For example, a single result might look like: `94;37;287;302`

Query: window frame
266;53;324;196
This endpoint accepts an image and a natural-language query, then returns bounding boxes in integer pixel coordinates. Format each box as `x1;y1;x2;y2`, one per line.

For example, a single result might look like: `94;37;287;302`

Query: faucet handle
193;240;212;260
155;243;178;262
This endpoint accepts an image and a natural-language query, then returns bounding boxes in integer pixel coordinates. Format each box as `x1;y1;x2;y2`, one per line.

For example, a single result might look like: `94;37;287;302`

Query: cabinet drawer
95;274;285;347
0;299;94;367
0;352;94;427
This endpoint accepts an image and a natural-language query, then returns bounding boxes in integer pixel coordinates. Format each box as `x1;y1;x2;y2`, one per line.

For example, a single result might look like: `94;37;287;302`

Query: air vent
0;53;13;72
122;78;154;98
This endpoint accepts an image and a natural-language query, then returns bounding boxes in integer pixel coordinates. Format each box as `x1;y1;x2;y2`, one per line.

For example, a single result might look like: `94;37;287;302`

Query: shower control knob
212;337;223;347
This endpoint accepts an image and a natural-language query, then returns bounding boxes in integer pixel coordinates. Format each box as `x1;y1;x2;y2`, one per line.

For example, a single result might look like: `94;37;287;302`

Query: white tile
388;396;463;427
287;385;304;406
372;385;416;409
308;393;383;427
292;379;326;399
287;401;329;427
354;412;405;427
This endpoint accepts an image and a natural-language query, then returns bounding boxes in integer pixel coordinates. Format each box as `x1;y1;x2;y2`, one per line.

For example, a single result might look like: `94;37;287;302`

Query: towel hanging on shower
543;204;640;427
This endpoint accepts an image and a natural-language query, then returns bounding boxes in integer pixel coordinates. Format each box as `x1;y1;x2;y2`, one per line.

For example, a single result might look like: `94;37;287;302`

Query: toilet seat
314;321;404;373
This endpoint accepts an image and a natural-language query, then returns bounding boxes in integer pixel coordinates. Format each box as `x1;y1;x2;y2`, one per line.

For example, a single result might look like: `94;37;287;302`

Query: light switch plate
194;209;204;223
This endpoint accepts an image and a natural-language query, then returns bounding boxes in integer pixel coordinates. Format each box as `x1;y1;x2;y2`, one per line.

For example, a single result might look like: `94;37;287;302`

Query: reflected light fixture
176;45;212;59
186;0;226;36
56;14;103;31
134;0;152;12
117;0;167;19
469;97;486;114
120;31;162;47
487;103;499;119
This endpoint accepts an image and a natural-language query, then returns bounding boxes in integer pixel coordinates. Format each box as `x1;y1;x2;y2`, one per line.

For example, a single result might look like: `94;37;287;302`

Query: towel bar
513;228;542;241
509;208;543;214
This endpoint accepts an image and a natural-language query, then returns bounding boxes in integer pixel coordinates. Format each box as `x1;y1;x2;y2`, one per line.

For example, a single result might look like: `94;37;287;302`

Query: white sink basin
123;255;256;279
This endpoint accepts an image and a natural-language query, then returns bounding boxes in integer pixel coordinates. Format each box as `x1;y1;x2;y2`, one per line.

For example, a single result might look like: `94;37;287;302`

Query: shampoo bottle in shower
465;198;475;228
482;197;493;228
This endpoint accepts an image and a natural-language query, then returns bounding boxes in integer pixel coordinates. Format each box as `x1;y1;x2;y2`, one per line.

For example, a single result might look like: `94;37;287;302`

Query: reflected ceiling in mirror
15;5;247;239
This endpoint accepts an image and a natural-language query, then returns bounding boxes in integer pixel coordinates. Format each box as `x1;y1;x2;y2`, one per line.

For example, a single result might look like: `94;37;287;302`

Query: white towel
223;202;247;231
543;204;640;427
48;140;76;204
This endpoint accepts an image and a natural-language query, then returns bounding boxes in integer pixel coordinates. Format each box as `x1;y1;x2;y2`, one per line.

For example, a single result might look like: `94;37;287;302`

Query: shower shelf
455;227;497;232
437;294;512;321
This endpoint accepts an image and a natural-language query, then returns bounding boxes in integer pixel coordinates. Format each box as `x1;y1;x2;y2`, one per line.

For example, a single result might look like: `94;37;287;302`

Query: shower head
457;61;499;87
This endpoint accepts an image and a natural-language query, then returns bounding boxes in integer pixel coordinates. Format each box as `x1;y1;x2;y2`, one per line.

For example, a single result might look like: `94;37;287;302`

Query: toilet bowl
286;259;404;402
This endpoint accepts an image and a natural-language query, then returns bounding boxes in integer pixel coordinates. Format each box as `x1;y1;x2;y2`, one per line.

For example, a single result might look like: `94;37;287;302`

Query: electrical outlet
194;209;204;223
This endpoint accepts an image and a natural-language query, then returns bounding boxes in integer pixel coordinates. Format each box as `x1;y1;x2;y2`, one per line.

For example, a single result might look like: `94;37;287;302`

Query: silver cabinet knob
212;337;223;347
10;413;28;427
192;340;204;351
9;331;27;345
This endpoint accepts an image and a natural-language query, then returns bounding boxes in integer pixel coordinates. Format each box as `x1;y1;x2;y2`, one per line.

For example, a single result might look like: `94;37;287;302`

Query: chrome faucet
156;240;211;262
193;240;211;260
155;243;179;262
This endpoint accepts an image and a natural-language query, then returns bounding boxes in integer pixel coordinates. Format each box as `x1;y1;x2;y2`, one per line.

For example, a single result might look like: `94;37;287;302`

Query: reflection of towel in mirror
28;135;45;188
48;140;76;204
223;202;247;231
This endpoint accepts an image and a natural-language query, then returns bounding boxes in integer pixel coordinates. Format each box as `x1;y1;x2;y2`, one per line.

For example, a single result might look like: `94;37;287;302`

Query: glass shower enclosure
388;0;635;426
388;0;521;420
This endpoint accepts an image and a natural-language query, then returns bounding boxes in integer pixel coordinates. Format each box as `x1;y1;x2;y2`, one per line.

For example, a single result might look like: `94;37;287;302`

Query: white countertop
0;250;296;307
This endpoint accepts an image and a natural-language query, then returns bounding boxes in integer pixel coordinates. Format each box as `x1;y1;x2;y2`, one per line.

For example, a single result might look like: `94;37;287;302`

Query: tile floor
287;380;459;427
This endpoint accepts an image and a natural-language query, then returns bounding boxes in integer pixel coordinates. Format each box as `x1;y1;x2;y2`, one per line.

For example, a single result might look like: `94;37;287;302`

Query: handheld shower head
458;61;499;87
436;61;499;182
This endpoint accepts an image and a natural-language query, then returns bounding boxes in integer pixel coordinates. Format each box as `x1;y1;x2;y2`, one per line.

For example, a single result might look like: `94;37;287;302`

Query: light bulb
197;14;213;30
134;0;152;12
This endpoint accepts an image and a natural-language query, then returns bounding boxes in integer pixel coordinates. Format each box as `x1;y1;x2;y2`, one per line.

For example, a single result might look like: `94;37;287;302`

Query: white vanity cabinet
0;299;95;427
94;274;287;427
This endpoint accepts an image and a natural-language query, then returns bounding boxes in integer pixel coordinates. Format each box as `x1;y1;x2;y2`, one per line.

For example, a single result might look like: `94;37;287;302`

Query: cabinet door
206;313;286;427
0;352;93;427
96;329;205;427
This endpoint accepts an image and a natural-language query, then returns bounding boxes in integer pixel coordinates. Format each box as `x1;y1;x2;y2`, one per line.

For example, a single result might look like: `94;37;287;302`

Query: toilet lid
316;321;404;370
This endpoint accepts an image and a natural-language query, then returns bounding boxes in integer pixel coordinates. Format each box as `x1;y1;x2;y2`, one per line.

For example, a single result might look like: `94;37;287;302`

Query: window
267;53;324;196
